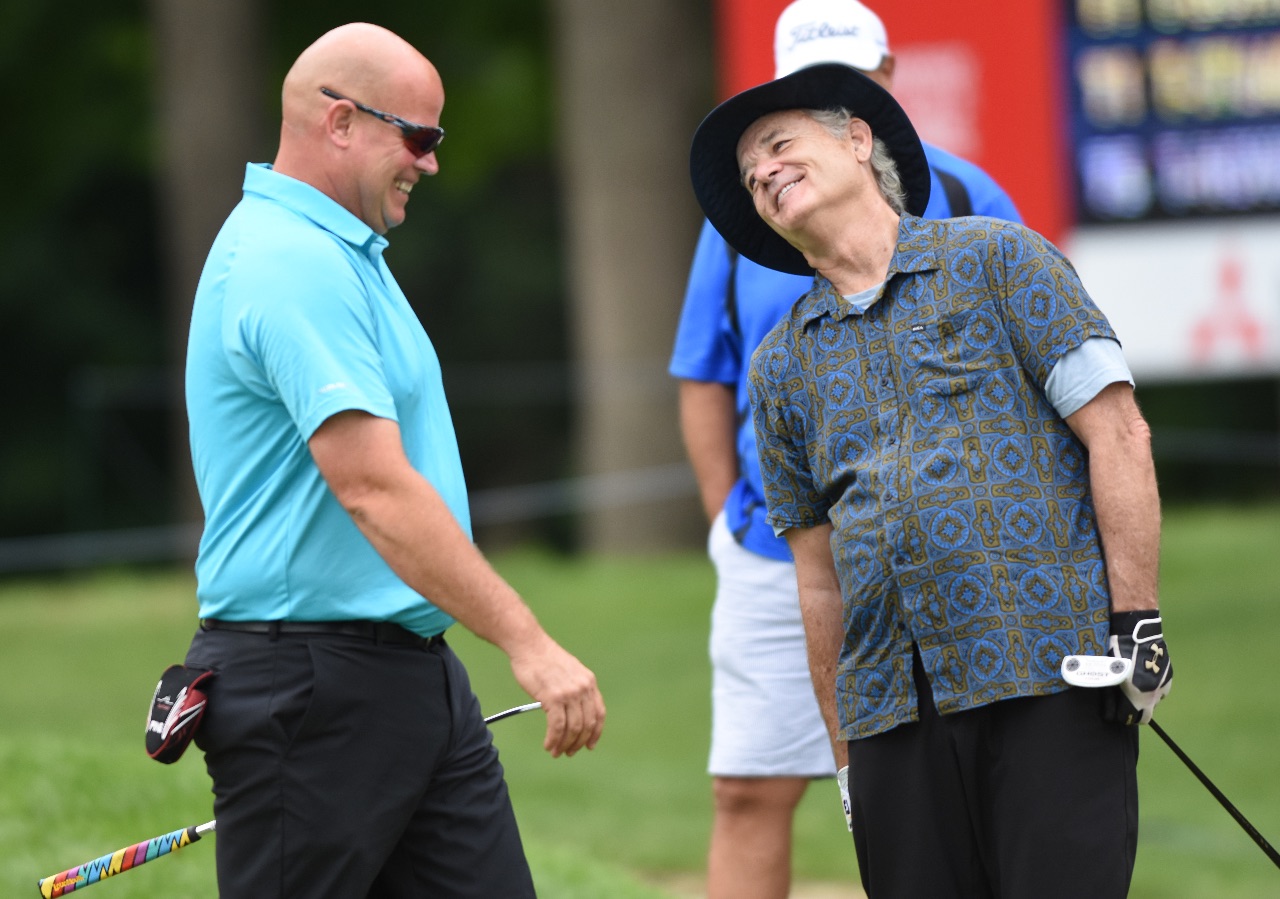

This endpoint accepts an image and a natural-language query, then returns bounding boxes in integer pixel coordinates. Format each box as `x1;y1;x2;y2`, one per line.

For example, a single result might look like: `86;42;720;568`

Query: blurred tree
149;0;270;541
550;0;714;552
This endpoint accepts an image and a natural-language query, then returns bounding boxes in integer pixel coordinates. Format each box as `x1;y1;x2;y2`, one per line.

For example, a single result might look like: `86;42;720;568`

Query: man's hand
508;635;605;758
1106;610;1172;725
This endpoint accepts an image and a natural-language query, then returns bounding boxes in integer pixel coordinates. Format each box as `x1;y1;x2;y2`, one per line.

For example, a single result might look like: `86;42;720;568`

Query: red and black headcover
146;665;215;764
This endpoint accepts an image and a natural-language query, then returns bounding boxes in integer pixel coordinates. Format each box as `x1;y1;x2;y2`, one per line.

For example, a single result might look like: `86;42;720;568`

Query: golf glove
836;766;852;832
1106;610;1172;725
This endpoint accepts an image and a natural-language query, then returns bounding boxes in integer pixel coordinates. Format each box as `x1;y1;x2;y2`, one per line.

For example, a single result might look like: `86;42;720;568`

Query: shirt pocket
894;309;1010;426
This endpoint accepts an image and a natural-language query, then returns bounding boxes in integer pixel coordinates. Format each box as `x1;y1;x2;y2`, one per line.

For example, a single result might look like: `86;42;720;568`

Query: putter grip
37;822;212;897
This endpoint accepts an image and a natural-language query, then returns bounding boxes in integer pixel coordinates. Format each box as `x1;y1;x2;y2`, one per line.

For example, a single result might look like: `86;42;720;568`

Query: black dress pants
848;649;1139;899
186;627;535;898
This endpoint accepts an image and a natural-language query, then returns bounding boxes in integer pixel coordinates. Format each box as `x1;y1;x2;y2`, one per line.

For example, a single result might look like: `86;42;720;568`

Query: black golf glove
1105;610;1172;725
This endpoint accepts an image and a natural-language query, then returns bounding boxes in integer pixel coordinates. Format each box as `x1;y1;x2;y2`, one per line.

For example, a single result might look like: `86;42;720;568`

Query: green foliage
0;1;573;540
268;0;557;189
0;1;162;537
3;505;1280;896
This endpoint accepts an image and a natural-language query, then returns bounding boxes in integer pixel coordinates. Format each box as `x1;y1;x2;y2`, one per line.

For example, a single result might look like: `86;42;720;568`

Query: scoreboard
1065;0;1280;222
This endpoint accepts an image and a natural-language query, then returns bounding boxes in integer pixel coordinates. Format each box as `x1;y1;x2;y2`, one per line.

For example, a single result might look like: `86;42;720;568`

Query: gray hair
806;108;908;215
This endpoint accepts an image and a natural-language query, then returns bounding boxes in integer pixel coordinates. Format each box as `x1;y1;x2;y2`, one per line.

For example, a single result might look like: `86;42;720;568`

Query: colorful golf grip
37;821;215;897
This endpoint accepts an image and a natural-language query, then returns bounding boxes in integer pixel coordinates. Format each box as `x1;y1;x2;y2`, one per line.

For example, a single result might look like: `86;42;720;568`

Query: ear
876;54;896;89
846;117;875;163
323;100;358;149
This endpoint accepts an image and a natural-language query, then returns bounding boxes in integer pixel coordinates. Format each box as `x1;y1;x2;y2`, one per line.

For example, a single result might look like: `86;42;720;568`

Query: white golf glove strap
837;766;852;832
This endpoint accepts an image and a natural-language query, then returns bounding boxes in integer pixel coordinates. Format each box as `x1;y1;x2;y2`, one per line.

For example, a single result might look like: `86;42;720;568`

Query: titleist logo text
785;23;869;52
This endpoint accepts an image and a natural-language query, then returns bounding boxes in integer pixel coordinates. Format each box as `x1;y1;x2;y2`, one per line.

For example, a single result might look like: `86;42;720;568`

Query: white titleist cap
774;0;890;79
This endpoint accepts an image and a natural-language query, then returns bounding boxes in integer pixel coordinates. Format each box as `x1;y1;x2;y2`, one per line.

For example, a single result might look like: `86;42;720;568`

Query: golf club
1147;719;1280;870
1062;655;1280;871
35;700;544;895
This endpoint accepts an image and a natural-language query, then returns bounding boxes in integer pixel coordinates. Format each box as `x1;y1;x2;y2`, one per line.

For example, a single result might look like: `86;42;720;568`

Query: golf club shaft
35;700;542;895
483;700;542;724
1150;720;1280;870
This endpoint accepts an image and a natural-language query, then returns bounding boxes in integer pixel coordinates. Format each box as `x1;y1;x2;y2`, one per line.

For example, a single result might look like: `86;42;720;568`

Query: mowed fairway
1;503;1278;897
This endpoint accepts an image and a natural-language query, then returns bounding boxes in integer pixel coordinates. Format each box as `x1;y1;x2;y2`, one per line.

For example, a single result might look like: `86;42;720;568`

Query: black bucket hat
689;62;930;275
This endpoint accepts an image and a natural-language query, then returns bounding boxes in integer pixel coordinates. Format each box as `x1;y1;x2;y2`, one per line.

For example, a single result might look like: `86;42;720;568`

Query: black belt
200;618;444;648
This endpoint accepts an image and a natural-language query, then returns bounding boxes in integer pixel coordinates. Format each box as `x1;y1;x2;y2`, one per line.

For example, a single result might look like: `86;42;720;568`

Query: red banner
712;0;1070;243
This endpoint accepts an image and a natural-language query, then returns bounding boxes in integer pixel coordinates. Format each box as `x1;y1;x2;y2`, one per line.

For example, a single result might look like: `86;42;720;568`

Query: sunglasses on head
320;87;445;157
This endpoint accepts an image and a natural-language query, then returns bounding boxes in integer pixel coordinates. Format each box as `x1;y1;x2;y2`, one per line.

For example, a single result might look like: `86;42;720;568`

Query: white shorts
707;512;836;778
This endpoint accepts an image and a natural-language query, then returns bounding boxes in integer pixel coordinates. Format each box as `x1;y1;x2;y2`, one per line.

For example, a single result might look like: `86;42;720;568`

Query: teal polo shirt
185;163;463;636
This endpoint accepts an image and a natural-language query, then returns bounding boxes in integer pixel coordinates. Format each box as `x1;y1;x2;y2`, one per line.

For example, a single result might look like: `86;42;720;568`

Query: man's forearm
786;523;848;769
1067;383;1161;612
678;380;738;521
799;582;848;770
1088;439;1161;612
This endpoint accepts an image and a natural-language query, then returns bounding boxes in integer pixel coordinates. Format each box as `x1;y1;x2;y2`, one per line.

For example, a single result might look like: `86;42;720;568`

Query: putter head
1061;654;1133;687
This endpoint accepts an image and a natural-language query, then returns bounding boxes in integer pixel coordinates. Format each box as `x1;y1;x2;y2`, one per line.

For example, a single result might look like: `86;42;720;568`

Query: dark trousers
185;627;535;898
848;650;1139;899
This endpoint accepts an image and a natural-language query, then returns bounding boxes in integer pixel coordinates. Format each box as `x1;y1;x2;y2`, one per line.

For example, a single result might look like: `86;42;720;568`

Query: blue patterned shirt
748;216;1118;740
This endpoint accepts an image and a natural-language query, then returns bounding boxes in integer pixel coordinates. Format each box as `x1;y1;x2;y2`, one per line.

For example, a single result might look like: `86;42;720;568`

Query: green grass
2;503;1279;896
446;549;859;885
1122;504;1280;898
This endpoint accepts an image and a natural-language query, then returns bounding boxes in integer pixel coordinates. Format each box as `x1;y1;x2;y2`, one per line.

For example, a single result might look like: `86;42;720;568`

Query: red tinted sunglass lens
404;128;444;157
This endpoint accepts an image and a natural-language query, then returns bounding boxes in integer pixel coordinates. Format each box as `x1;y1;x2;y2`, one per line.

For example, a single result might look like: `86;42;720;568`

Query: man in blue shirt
688;56;1172;898
670;3;1020;895
182;23;604;898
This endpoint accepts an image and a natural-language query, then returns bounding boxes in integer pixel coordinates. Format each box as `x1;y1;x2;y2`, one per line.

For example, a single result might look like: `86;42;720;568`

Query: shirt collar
794;215;944;326
242;163;389;260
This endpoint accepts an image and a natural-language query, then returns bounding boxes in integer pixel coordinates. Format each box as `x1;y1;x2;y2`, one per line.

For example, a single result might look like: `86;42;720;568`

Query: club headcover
146;665;215;764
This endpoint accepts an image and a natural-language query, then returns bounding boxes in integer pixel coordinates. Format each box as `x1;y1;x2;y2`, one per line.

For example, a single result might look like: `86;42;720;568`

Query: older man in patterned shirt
688;63;1173;898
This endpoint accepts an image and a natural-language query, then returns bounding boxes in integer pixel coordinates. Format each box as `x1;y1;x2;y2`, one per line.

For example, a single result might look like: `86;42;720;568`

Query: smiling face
345;74;444;234
736;108;874;242
279;24;447;235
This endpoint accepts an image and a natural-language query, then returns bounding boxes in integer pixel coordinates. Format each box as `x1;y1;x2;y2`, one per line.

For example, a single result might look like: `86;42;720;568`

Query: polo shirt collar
242;163;389;258
795;214;944;326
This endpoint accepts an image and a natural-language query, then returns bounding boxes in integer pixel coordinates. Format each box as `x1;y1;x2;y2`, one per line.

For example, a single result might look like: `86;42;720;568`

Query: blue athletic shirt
670;143;1024;561
185;163;464;636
